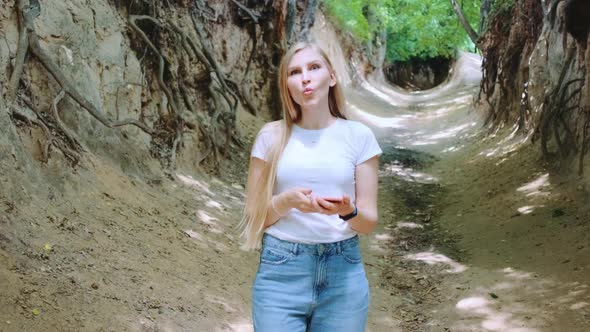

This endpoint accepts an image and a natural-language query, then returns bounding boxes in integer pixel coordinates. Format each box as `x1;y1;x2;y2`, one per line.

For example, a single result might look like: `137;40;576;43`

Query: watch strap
339;205;358;221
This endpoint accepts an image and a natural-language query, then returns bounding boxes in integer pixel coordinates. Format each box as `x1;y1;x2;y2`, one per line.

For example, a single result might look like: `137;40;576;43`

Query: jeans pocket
341;245;362;264
260;247;292;265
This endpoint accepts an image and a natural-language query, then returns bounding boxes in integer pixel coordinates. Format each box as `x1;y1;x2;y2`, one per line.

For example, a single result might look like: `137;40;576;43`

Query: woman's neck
297;106;336;130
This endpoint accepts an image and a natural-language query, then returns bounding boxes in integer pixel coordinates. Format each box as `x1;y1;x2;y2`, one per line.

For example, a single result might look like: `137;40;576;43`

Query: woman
240;41;382;331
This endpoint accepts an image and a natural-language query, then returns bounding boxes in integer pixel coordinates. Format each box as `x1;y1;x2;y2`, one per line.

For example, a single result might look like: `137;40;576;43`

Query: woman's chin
299;99;320;110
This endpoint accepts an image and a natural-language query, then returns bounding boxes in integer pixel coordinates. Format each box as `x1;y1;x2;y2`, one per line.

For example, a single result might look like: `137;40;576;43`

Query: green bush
322;0;481;62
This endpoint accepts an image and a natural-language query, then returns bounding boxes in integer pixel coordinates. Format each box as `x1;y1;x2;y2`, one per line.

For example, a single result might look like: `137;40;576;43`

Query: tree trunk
300;0;319;42
450;0;481;50
479;0;492;34
285;0;297;46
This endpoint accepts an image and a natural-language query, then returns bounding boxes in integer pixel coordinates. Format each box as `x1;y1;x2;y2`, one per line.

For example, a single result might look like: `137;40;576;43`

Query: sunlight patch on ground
368;244;388;254
516;173;550;197
208;238;230;252
516;205;542;215
206;199;225;211
197;209;218;225
374;233;394;241
368;233;393;253
348;104;405;128
450;267;590;331
415;106;453;119
405;251;467;273
216;319;253;332
502;267;534;279
183;229;229;251
396;222;424;229
442;144;466;153
419;95;474;110
183;229;209;249
455;295;540;331
411;122;476;146
360;81;409;107
176;174;215;196
206;294;238;313
382;163;438;183
570;302;589;310
479;125;532;158
184;229;204;241
196;210;224;234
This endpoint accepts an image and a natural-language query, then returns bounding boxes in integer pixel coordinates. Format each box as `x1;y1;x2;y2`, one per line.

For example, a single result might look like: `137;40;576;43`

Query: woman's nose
301;71;310;84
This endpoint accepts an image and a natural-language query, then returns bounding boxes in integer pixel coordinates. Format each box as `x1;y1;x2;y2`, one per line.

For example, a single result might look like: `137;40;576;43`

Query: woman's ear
329;72;336;87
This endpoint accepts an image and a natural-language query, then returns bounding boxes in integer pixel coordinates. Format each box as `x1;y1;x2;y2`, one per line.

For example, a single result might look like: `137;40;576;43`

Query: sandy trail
3;15;590;332
338;46;590;331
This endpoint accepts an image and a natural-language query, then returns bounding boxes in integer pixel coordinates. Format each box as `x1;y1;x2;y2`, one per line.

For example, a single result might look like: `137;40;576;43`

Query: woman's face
286;47;336;112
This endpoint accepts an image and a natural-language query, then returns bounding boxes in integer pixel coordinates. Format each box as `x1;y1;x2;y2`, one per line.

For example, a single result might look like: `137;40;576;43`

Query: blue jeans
252;234;369;332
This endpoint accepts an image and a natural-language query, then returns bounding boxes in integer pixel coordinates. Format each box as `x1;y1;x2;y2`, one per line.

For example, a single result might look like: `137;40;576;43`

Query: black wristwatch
339;205;358;221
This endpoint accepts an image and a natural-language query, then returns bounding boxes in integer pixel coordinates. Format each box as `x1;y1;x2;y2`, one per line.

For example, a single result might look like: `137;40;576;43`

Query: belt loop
336;241;342;255
292;243;299;255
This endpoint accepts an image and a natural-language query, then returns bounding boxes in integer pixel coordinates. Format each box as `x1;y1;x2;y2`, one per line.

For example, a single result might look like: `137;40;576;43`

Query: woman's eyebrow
289;60;322;70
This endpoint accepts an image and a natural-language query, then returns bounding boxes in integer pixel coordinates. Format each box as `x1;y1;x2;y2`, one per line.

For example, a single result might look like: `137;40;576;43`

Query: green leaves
322;0;481;62
322;0;375;41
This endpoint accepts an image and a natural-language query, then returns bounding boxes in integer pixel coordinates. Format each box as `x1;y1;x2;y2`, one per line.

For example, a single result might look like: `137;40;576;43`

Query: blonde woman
241;41;382;331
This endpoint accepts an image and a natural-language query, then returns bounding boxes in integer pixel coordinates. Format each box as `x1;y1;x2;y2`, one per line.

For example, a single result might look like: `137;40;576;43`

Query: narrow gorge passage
3;1;590;331
345;52;590;331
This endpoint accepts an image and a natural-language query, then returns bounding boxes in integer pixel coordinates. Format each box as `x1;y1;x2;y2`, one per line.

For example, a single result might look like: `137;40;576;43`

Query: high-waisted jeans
252;233;369;332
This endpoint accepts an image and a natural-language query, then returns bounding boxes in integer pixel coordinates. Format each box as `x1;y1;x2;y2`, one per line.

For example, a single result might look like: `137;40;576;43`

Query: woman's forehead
288;48;325;67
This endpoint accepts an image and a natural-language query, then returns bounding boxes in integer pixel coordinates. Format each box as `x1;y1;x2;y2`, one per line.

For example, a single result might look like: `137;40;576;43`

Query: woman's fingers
309;195;327;213
316;197;336;210
316;197;344;215
290;190;350;215
342;194;350;205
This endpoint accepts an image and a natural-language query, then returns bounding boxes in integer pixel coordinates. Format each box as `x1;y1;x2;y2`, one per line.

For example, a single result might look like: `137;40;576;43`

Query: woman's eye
289;69;300;76
310;64;320;70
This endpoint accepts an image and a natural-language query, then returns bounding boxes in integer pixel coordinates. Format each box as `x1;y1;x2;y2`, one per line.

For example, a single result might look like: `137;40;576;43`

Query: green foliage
485;0;515;33
489;0;515;18
322;0;481;62
322;0;385;42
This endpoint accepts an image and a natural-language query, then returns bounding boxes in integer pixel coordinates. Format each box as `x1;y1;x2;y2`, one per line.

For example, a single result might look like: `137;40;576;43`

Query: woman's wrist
339;202;356;217
271;193;290;216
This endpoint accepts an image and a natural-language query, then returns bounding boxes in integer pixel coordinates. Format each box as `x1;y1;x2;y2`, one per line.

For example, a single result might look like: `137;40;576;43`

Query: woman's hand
276;188;317;214
316;195;355;216
276;190;354;215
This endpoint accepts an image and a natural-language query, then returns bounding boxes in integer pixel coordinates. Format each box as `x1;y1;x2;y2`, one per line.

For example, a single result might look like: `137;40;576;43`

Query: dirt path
346;51;590;331
424;130;590;332
3;42;590;330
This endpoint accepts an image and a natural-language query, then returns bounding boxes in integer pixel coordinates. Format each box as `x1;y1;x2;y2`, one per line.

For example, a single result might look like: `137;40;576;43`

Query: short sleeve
355;123;382;165
251;124;276;161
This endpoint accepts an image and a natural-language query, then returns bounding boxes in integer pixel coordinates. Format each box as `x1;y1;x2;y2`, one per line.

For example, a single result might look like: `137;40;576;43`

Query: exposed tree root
7;0;268;173
129;15;181;118
6;0;159;166
535;46;586;162
10;98;81;165
9;0;154;135
7;0;28;103
580;109;590;175
230;0;260;81
50;90;83;154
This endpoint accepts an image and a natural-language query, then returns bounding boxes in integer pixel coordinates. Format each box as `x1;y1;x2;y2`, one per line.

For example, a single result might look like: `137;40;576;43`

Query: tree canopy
322;0;481;62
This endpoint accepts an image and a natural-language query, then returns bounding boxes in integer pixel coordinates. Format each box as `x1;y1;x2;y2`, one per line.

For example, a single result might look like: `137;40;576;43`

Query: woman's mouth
304;88;314;95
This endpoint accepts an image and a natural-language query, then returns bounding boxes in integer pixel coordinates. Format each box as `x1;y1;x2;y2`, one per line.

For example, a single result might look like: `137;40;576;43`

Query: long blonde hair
239;41;348;250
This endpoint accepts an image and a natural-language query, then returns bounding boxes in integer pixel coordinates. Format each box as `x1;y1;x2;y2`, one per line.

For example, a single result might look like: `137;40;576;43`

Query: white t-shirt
251;118;382;244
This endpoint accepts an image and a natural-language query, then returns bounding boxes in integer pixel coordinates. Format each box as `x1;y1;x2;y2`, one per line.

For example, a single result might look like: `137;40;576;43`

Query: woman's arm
347;155;380;234
245;157;315;229
245;157;282;228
